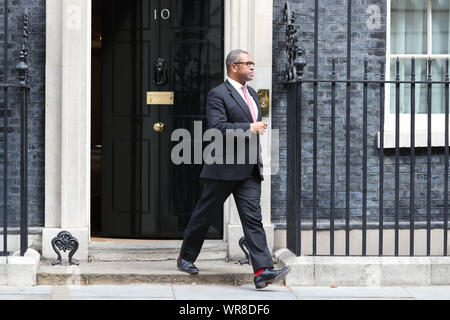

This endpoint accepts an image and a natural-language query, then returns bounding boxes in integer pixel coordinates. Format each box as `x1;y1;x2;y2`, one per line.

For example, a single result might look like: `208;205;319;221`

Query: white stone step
87;240;228;262
37;259;255;286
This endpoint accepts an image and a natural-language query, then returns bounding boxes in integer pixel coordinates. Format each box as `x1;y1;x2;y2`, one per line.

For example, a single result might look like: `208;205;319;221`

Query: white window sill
377;131;450;149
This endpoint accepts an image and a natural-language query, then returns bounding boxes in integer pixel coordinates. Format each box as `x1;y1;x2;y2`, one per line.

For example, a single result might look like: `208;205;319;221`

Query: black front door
100;0;224;238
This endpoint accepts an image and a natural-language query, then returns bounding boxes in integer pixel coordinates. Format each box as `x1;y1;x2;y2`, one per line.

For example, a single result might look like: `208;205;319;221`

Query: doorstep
87;239;228;262
37;259;256;285
37;239;259;285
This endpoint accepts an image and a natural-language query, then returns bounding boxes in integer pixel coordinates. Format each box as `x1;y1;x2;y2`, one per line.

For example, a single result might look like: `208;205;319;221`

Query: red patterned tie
242;86;257;123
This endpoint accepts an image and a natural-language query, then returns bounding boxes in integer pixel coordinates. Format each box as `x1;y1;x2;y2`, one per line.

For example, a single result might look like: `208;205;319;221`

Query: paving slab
0;295;52;300
405;286;450;300
56;297;174;300
171;284;296;300
51;285;173;300
3;284;450;300
289;286;414;300
0;285;53;295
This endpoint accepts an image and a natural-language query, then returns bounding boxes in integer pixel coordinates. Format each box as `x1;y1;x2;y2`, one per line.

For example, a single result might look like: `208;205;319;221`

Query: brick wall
1;0;446;233
0;0;45;228
271;0;449;229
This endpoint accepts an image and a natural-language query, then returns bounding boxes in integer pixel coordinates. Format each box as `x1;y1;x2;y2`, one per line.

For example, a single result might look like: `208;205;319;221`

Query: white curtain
390;0;449;114
431;0;450;113
391;0;427;55
432;0;450;54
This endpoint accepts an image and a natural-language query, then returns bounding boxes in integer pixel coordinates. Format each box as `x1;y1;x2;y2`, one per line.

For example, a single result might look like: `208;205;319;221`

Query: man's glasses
233;61;255;67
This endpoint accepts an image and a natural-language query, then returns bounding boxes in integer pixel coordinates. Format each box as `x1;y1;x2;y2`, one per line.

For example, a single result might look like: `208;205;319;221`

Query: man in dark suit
177;49;290;289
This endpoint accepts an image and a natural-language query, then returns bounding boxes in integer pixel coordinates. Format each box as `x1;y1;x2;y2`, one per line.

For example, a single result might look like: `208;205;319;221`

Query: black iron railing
283;1;450;256
1;2;31;257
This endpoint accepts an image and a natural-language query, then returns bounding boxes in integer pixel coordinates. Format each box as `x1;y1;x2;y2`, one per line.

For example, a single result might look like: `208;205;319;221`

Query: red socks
254;268;265;277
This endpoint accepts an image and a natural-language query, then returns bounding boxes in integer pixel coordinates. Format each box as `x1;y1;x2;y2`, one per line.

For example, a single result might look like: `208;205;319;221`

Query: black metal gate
283;1;450;257
0;2;31;257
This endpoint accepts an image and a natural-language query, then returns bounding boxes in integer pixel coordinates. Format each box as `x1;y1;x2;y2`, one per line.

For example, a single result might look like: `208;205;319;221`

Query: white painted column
224;0;274;260
43;0;91;261
60;0;91;229
44;0;62;229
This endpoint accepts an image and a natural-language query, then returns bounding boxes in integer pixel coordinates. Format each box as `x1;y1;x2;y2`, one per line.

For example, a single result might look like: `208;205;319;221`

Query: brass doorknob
153;121;165;132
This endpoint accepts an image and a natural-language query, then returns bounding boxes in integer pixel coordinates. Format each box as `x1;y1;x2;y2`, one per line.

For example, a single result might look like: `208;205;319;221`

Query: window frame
382;0;450;148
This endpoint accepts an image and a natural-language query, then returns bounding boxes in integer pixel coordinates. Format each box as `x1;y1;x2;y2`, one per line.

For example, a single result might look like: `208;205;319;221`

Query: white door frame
42;0;273;261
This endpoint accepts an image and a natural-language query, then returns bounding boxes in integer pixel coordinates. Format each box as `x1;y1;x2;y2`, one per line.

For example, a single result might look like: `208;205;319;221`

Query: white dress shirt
226;77;259;121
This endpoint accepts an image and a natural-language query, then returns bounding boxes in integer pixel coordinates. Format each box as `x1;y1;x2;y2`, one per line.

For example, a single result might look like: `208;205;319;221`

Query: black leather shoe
254;266;290;289
177;256;199;274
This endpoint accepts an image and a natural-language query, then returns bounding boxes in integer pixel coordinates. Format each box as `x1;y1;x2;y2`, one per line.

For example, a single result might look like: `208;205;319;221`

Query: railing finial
16;9;29;86
284;2;306;82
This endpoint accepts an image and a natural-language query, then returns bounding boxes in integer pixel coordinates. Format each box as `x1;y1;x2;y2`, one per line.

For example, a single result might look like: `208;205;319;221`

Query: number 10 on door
154;9;170;20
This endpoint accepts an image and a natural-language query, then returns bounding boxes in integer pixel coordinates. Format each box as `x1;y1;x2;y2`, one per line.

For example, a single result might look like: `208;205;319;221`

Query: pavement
0;284;450;300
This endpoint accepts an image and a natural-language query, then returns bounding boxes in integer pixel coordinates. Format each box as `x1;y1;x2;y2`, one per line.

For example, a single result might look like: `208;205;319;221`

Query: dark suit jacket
200;79;264;181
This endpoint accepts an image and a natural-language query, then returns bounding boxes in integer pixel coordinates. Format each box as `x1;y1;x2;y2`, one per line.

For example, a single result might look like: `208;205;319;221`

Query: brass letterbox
147;91;174;105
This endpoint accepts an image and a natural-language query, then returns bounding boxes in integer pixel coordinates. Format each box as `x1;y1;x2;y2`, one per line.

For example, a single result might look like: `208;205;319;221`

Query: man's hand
250;121;268;134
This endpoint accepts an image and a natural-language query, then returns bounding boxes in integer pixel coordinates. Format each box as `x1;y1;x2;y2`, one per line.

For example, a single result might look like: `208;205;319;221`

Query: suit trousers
180;171;274;272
